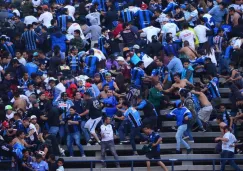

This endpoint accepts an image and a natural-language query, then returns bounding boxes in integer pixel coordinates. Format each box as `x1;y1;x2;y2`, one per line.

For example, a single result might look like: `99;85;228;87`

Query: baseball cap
33;52;38;56
42;5;49;10
123;47;130;52
85;83;92;87
141;3;148;10
116;56;125;62
30;115;37;120
133;44;140;50
5;105;12;110
180;4;186;9
2;121;9;128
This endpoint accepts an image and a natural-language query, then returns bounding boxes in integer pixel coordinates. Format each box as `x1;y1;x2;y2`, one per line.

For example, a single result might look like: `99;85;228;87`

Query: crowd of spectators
0;0;243;170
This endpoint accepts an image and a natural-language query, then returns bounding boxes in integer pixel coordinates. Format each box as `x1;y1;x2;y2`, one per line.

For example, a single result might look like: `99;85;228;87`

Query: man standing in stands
114;101;146;155
166;100;192;154
100;117;120;168
135;95;158;129
142;125;168;171
215;126;241;171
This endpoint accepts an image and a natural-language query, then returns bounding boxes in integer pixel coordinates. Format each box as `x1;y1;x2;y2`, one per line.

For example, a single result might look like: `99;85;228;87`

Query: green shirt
148;87;163;108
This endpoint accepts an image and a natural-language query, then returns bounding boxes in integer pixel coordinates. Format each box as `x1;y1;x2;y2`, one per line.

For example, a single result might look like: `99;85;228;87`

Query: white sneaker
81;154;86;157
86;143;91;146
183;136;189;140
188;140;194;143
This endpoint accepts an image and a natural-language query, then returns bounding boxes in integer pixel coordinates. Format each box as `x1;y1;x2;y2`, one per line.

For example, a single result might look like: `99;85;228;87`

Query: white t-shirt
207;48;217;65
67;23;85;39
100;124;114;142
39;12;53;27
161;23;179;40
142;26;161;43
24;16;38;25
203;14;215;27
179;29;196;49
29;123;38;141
14;57;27;66
194;25;209;43
65;5;75;21
222;132;237;152
13;9;20;17
189;9;198;26
86;12;101;26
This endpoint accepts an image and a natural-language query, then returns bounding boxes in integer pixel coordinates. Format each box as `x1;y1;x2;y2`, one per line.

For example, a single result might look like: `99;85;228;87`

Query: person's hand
140;141;147;144
60;121;65;125
184;116;189;120
152;143;157;147
113;115;118;119
215;137;221;142
31;144;37;147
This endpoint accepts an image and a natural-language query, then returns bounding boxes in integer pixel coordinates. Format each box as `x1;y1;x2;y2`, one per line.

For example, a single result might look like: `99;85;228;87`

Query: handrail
1;158;243;171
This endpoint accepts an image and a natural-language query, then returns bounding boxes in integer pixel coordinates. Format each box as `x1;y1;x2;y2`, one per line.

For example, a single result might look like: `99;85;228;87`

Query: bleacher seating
60;77;243;171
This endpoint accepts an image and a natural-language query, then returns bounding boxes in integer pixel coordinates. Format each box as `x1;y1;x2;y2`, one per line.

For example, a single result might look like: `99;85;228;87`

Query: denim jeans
48;126;59;136
59;125;65;139
101;140;120;167
130;126;145;152
117;120;129;141
67;132;85;156
220;150;241;171
184;124;194;141
219;58;230;74
80;120;90;143
196;115;204;129
175;124;190;151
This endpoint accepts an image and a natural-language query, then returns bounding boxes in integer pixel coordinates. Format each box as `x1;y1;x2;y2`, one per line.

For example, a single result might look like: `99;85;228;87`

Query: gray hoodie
83;18;102;41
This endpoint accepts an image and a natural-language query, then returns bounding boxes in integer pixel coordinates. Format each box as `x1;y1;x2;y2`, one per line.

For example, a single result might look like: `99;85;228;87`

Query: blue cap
33;52;38;56
175;100;182;108
180;4;186;9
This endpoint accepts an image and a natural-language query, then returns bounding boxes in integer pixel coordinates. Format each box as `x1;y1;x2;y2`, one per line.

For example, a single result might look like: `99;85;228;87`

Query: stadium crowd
0;0;243;170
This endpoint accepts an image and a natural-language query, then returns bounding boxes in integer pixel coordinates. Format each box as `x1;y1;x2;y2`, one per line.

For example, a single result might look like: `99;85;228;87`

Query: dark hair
49;154;55;161
101;28;108;33
22;149;29;154
74;29;81;35
143;125;152;129
216;115;223;121
16;130;24;137
57;158;64;164
122;101;130;107
69;106;76;111
173;73;181;78
122;23;129;29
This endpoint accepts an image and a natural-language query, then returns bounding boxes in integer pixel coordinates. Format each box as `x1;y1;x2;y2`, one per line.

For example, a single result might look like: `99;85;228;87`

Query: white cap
30;115;37;120
133;44;140;50
116;56;125;62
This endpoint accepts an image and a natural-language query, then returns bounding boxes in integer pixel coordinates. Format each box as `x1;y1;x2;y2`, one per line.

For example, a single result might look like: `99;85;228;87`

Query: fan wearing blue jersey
131;61;146;89
57;8;73;32
134;4;153;29
98;28;109;57
120;8;134;23
166;100;192;154
142;125;168;171
162;0;177;14
114;101;146;155
66;46;81;75
83;49;99;77
92;0;107;11
0;37;15;58
201;74;221;107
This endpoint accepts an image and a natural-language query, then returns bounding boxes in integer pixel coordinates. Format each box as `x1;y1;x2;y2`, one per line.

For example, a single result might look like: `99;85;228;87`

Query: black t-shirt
204;63;217;77
85;98;102;119
47;107;60;127
48;162;57;171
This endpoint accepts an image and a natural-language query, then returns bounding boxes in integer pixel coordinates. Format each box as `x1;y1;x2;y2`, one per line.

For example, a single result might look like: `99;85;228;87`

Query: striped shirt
58;15;73;32
121;9;134;23
66;113;81;133
1;42;15;57
134;10;153;29
207;77;221;99
98;35;108;56
21;30;38;51
92;0;106;11
124;107;142;128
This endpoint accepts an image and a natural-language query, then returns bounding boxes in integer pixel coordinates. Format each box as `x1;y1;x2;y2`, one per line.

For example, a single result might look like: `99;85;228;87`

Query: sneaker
81;154;86;157
95;141;101;145
198;128;206;132
88;139;93;143
133;151;138;156
171;126;177;131
86;143;91;146
188;140;194;143
176;150;181;154
116;165;121;168
183;136;189;140
187;149;192;154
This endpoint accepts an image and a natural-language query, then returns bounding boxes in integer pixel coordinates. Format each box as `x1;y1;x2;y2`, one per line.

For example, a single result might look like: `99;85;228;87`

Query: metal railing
63;158;243;171
1;158;243;171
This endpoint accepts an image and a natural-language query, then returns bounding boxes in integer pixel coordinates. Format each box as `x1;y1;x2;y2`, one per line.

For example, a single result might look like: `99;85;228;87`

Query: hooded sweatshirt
83;18;102;41
66;83;77;99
